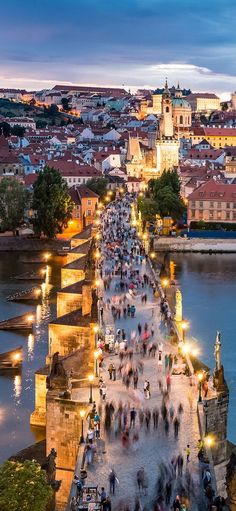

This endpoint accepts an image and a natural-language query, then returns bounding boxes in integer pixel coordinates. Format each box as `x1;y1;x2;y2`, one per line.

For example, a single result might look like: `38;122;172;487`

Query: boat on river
0;346;23;372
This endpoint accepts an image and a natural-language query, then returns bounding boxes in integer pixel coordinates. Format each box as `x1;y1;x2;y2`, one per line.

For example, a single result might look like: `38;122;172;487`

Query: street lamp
197;372;204;403
161;278;170;298
79;409;85;444
88;374;94;403
182;320;189;341
93;324;99;334
204;435;215;449
94;350;99;377
44;252;51;262
150;252;156;260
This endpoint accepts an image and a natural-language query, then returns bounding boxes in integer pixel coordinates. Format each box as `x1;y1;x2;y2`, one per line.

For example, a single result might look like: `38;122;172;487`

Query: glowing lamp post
197;372;204;403
161;278;170;298
94;350;99;377
79;409;85;444
88;374;94;403
44;252;51;262
204;435;215;449
181;320;189;342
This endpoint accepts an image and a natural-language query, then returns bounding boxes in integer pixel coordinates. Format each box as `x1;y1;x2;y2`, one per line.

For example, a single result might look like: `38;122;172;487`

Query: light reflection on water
0;253;62;462
171;252;236;444
13;374;22;400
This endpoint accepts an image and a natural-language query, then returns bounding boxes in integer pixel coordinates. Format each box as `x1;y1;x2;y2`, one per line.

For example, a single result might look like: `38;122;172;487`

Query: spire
177;81;180;90
164;77;168;91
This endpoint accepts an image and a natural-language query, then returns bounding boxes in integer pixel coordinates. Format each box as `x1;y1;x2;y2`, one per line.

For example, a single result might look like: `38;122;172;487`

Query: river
171;252;236;445
0;252;64;463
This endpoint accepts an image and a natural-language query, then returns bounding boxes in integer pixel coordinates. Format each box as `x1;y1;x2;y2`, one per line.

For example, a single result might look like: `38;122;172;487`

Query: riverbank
0;237;67;251
154;237;236;253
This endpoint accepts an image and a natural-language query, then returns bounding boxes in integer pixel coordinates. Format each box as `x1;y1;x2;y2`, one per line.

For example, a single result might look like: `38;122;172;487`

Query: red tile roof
192;127;236;137
188;179;236;201
188;93;219;100
51;160;102;177
24;174;38;186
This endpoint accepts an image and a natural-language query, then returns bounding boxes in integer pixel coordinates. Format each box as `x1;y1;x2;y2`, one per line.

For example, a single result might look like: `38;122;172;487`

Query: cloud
0;0;236;97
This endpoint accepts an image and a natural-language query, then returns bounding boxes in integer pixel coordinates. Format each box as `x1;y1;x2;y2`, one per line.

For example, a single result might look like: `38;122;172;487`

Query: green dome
172;98;191;108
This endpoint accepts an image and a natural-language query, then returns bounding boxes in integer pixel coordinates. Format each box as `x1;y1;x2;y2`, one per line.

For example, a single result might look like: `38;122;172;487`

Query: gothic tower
160;79;174;138
156;79;180;175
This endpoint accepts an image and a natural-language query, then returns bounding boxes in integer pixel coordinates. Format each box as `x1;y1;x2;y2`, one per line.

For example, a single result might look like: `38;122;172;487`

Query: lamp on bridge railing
197;372;204;403
94;350;99;377
161;277;170;298
150;252;156;260
79;409;85;444
181;320;189;341
93;324;99;334
204;435;215;449
88;374;94;403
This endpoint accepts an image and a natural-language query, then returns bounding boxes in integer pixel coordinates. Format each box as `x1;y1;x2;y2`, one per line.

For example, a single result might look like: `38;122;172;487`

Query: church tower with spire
156;79;180;175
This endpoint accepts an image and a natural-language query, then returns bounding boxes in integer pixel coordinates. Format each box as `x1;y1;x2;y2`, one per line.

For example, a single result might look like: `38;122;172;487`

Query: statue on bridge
214;331;221;372
46;352;67;390
42;448;61;491
213;331;228;392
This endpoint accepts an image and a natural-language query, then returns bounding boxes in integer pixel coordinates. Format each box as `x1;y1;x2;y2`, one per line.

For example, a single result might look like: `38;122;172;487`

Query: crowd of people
71;195;227;511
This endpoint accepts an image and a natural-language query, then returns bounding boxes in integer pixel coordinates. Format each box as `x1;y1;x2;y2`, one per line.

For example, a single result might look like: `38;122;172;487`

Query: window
87;200;92;205
199;201;203;208
217;211;221;220
199;210;203;219
226;202;230;209
233;203;236;209
87;209;92;216
191;210;195;218
210;201;214;208
209;211;214;219
226;212;230;220
180;115;183;125
191;201;195;207
166;106;169;113
217;202;221;208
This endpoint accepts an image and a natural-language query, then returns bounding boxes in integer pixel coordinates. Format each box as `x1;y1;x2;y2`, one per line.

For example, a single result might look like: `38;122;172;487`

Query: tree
155;185;185;220
0;459;53;511
149;170;181;197
86;177;109;198
11;125;26;137
0;122;11;137
0;178;29;233
61;97;70;111
47;104;59;116
221;102;229;111
137;197;159;222
32;166;73;238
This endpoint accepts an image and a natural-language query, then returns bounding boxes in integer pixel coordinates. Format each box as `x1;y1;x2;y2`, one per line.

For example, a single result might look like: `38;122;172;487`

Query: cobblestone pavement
80;205;204;510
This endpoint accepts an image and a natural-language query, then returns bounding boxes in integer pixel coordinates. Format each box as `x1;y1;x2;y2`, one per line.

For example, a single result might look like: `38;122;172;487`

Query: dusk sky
1;0;236;97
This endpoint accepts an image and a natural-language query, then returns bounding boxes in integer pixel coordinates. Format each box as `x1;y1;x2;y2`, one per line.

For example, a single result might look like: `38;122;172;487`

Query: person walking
177;454;183;477
152;407;159;430
108;364;113;380
172;495;181;510
173;417;180;439
185;444;190;463
108;468;118;495
102;383;107;401
112;364;116;381
130;407;137;428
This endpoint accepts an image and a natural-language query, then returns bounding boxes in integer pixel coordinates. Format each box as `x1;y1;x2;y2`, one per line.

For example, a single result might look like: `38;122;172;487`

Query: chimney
82;283;92;316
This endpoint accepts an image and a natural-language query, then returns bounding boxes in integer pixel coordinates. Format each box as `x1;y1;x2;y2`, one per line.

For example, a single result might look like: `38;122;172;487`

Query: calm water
0;252;64;463
171;253;236;444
